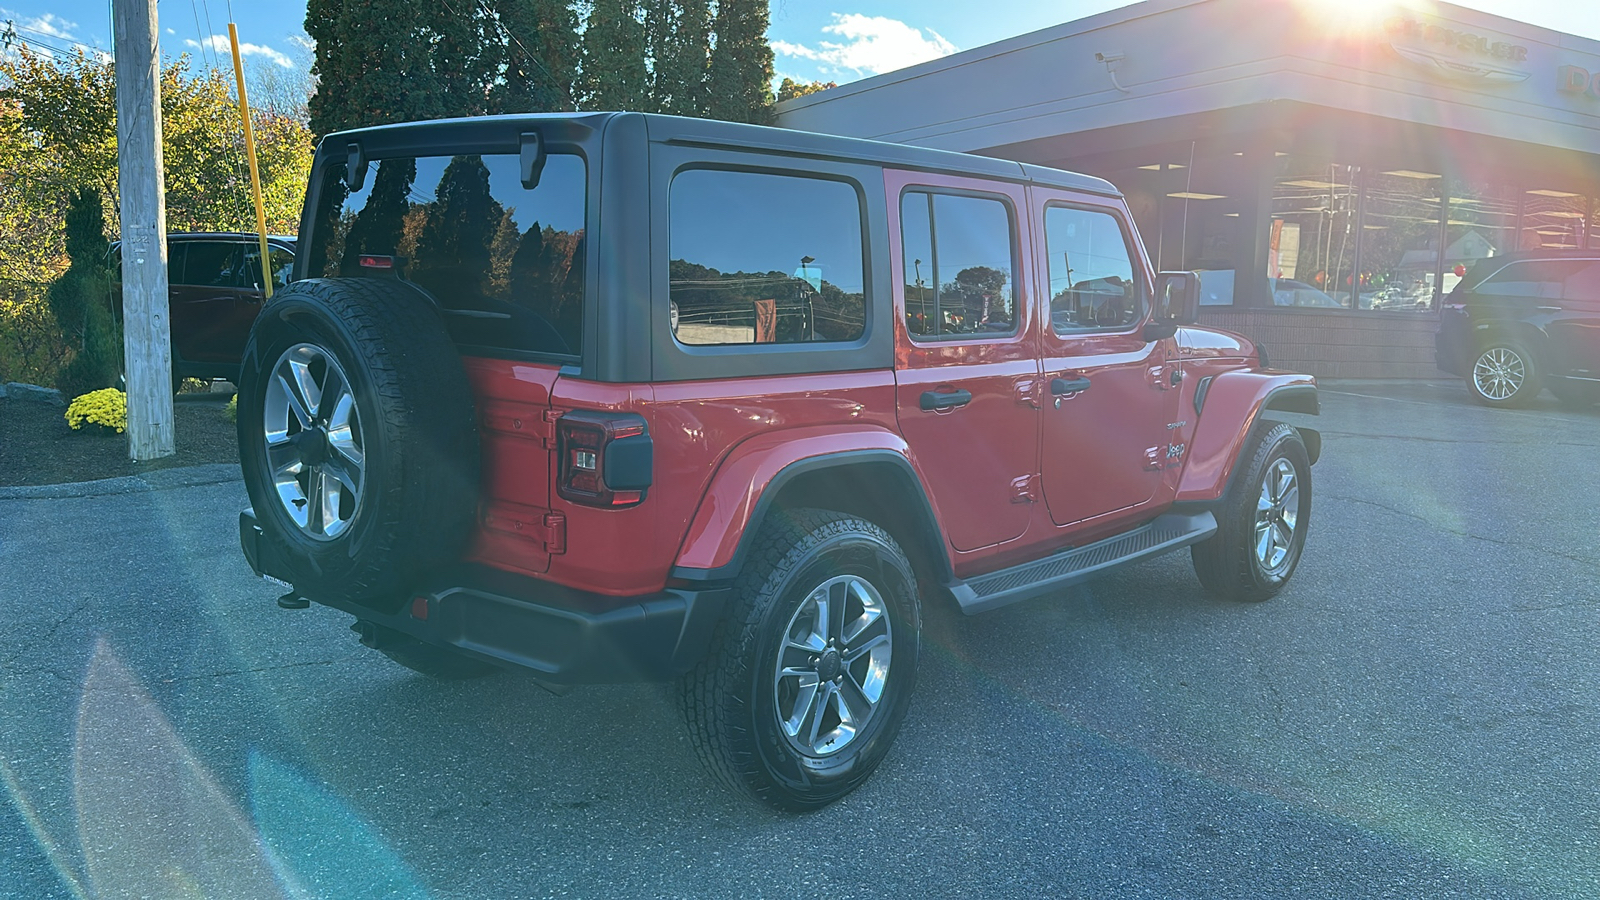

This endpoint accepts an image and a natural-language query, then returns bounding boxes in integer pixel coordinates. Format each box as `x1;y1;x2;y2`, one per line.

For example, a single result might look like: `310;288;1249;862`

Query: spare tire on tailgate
236;278;479;611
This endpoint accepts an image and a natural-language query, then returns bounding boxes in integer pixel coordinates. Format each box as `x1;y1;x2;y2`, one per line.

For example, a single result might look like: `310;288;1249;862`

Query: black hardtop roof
322;111;1121;197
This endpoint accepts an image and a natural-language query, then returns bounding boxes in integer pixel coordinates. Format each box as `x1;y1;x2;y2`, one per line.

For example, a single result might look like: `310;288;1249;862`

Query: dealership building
775;0;1600;378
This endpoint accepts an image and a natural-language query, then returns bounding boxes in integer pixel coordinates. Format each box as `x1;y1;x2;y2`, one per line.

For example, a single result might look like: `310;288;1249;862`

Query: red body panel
675;423;921;570
1174;369;1317;503
464;369;904;599
462;358;561;577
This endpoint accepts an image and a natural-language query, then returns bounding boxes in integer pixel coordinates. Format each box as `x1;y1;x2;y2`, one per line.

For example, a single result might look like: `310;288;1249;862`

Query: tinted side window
181;241;245;288
900;191;1016;340
309;153;587;357
242;245;296;290
1560;260;1600;299
668;169;866;346
1476;260;1581;299
1045;206;1143;333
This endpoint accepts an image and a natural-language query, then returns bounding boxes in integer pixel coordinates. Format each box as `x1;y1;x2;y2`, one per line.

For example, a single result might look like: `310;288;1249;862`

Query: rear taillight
358;254;394;269
556;411;652;508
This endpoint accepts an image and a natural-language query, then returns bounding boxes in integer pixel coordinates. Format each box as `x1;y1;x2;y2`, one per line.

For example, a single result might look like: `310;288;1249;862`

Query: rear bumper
239;509;731;683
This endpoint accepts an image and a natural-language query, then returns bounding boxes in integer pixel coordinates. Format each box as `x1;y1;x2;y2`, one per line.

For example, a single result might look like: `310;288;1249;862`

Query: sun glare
1295;0;1403;35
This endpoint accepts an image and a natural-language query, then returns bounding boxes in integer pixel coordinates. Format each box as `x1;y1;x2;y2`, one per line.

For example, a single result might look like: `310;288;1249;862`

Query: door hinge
537;408;562;448
482;503;567;554
1014;377;1042;408
1011;473;1041;503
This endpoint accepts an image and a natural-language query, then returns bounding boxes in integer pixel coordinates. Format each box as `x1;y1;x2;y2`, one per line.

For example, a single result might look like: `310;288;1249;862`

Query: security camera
1095;51;1125;63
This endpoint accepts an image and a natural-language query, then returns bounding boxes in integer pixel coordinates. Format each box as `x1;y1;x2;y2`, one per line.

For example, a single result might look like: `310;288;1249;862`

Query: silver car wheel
1473;347;1526;401
1254;458;1300;576
773;574;894;758
263;342;365;541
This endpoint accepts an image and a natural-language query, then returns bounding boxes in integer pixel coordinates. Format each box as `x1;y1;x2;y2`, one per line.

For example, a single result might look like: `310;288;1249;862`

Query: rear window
307;153;586;358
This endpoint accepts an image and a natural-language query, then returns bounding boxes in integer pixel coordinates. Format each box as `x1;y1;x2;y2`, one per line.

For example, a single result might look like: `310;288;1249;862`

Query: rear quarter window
307;153;587;358
667;168;867;346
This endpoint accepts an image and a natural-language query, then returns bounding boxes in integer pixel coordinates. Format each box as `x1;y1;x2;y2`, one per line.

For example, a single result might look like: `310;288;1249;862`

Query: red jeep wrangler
236;113;1320;810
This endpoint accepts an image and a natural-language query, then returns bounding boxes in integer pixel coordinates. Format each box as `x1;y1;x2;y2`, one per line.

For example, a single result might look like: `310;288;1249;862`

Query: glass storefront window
1444;180;1518;296
1357;170;1444;312
1269;160;1359;308
1519;189;1588;250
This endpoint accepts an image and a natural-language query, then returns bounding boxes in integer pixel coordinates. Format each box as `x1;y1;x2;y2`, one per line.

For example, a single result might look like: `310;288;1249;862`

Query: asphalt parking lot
2;378;1598;899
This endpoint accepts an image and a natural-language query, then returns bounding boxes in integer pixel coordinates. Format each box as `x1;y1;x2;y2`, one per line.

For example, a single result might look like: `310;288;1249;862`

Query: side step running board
948;511;1218;615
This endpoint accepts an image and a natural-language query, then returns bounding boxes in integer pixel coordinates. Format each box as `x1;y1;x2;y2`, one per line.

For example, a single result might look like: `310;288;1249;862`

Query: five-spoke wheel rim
773;574;894;757
263;343;365;541
1473;347;1526;401
1254;458;1300;576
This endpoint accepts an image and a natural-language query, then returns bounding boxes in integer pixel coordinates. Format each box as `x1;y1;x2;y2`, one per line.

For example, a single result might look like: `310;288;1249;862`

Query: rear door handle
920;389;973;411
1051;376;1092;395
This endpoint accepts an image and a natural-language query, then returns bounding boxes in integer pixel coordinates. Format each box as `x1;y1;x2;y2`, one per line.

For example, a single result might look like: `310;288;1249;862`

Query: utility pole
113;0;175;460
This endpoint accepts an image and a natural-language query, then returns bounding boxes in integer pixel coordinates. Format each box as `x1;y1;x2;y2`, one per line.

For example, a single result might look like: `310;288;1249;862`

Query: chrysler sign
1384;16;1531;84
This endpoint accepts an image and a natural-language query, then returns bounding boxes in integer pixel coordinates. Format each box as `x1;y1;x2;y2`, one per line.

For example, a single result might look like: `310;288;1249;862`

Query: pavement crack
157;655;364;683
1324;493;1600;574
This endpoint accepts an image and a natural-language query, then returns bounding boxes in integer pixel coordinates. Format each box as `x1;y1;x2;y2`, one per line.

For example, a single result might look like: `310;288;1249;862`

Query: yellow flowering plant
64;387;127;434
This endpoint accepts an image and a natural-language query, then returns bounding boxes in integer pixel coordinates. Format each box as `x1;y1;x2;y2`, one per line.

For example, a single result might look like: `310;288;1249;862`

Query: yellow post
228;23;274;299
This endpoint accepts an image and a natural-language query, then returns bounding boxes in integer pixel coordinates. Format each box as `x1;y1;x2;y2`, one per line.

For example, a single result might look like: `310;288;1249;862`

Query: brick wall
1196;310;1441;379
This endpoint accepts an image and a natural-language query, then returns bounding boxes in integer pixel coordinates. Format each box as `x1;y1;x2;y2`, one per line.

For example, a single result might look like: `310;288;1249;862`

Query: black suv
1437;251;1600;407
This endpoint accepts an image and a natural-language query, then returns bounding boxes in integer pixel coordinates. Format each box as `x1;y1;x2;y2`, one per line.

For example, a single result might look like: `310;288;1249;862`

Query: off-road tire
1467;340;1542;408
236;278;478;611
680;509;921;811
1191;423;1311;602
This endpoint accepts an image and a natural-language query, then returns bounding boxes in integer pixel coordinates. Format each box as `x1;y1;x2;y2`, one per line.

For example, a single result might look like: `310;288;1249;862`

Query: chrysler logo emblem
1384;16;1531;85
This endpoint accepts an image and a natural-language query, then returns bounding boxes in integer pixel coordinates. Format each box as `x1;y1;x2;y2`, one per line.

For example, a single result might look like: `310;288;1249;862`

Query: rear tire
680;509;921;811
1468;341;1541;407
1191;423;1311;602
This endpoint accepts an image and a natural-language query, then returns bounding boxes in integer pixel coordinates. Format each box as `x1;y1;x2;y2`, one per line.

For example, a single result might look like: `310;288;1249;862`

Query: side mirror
1154;271;1200;325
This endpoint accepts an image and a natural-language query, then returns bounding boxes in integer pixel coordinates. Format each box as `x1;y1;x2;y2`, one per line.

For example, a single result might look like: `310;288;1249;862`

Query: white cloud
15;12;77;41
184;34;293;68
772;13;957;77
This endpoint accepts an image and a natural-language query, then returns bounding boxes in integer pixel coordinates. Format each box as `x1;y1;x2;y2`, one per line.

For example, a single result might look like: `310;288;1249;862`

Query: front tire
1468;341;1542;407
680;509;921;811
1191;423;1312;602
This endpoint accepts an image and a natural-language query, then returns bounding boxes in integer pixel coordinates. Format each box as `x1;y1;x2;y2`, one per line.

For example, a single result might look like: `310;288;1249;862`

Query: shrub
224;393;237;423
65;387;127;433
0;280;67;385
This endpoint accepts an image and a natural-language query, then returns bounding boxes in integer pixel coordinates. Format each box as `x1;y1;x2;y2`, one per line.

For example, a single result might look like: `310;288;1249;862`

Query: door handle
1051;376;1092;395
919;388;973;411
1536;305;1563;312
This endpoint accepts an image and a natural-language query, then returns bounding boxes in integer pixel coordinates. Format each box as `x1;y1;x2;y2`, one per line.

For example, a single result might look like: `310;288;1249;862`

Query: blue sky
3;0;1600;86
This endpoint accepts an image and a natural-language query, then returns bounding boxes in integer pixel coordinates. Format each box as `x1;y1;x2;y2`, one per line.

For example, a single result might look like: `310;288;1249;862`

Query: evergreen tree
649;0;711;116
48;190;118;398
579;0;649;112
307;0;503;136
492;0;581;112
705;0;773;124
